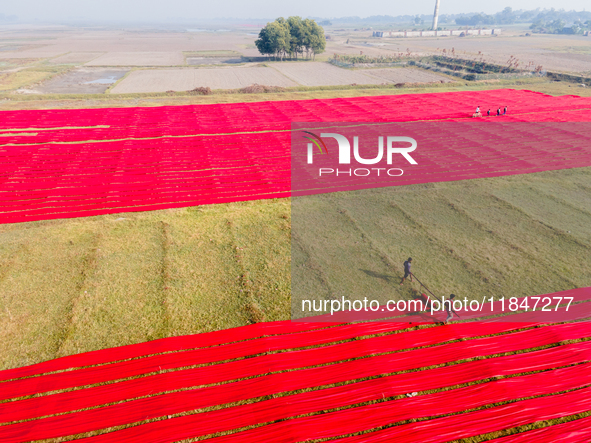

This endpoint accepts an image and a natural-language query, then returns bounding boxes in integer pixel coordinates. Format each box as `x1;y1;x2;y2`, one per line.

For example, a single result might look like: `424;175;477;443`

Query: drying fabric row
1;289;590;441
2;318;590;424
1;90;591;146
2;120;591;223
7;363;590;443
1;323;589;441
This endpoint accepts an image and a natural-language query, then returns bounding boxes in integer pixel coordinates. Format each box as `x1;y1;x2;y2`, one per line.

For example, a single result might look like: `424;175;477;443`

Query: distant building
373;29;500;38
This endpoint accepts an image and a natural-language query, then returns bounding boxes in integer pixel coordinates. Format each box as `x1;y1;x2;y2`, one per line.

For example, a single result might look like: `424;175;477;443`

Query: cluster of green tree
530;19;591;34
317;8;590;28
453;7;591;29
455;7;524;26
535;8;591;24
529;9;591;34
455;14;495;26
255;17;326;61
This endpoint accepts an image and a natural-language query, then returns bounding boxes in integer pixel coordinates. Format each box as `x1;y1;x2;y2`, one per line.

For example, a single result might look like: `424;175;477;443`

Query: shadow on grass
360;269;398;284
360;268;422;298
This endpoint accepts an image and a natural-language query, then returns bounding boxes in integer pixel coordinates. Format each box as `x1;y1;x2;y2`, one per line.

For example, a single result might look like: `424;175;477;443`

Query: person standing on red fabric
400;257;413;285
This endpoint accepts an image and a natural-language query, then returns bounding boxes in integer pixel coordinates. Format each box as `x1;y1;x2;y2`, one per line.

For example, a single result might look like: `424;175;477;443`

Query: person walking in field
497;107;501;116
445;293;458;324
487;109;491;116
504;106;507;115
400;257;413;285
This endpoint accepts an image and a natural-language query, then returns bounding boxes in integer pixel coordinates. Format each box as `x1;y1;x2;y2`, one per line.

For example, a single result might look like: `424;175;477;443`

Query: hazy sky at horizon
3;0;590;22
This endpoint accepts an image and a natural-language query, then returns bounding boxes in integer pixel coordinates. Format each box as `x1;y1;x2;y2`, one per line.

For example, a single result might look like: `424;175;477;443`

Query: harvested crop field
361;67;453;84
110;66;297;93
395;34;591;74
37;67;129;93
186;56;245;65
0;47;65;60
271;61;385;86
109;64;455;93
0;69;51;92
48;52;104;64
85;51;185;66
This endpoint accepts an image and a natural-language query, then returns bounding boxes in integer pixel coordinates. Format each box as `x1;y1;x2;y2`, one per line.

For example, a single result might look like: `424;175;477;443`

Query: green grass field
1;167;590;370
0;200;291;370
293;168;591;317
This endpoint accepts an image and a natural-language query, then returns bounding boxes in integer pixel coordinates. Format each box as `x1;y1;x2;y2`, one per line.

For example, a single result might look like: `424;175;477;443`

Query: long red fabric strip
489;415;591;442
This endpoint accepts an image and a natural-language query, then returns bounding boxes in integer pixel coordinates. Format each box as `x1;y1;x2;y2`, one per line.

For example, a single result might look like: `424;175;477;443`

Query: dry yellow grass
2;78;590;111
0;70;51;91
85;52;185;67
0;199;292;370
110;66;297;93
269;62;385;86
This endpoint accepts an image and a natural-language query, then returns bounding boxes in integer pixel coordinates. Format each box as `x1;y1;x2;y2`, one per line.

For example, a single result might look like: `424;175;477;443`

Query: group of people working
474;106;507;118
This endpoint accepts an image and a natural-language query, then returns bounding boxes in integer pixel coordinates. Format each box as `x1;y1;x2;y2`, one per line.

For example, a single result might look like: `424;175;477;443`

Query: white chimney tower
432;0;441;30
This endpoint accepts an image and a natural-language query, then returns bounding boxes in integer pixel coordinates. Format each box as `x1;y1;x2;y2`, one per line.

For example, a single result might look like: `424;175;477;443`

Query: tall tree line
255;17;326;61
